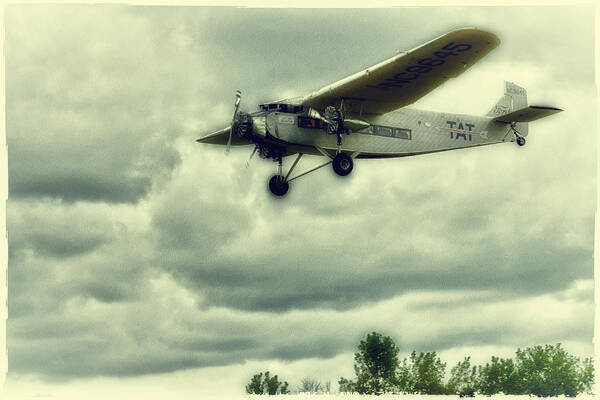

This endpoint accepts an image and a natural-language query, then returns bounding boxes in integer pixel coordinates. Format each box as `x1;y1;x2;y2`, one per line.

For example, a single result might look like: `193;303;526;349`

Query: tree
338;377;356;393
578;357;594;395
478;356;520;395
245;371;290;395
324;380;332;393
339;331;400;394
299;377;323;393
515;343;589;397
447;357;478;397
407;351;447;394
396;357;416;393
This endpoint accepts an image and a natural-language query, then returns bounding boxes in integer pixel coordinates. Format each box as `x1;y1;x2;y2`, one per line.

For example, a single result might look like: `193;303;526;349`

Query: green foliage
396;357;415;393
337;377;356;393
579;357;595;395
514;344;589;397
447;357;478;397
245;371;289;395
325;334;594;398
347;331;401;394
477;356;520;395
406;351;447;394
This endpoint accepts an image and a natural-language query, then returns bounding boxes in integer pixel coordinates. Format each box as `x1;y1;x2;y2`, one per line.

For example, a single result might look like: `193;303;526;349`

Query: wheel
268;175;289;196
332;153;353;176
516;136;526;146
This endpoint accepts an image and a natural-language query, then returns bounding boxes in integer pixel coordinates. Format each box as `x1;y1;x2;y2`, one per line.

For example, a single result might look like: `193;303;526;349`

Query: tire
332;153;353;176
268;175;289;196
517;136;526;146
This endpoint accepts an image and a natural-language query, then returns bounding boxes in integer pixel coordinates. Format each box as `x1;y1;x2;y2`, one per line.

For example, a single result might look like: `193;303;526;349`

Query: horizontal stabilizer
494;106;563;123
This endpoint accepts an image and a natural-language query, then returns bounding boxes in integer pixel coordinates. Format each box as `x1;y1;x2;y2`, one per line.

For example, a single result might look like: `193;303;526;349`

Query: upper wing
301;27;500;115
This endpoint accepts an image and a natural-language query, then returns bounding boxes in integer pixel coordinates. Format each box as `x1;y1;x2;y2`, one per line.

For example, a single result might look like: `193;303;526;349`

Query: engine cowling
233;111;253;138
323;105;344;135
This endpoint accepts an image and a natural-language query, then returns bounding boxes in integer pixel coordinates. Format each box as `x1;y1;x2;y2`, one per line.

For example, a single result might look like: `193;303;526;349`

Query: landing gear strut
267;151;351;197
511;123;526;147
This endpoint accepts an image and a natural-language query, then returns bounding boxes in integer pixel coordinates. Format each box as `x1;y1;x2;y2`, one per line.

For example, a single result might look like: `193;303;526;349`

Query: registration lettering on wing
367;42;473;90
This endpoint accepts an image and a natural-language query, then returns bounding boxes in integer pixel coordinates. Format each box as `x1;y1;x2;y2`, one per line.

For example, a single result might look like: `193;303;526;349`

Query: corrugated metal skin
270;108;513;157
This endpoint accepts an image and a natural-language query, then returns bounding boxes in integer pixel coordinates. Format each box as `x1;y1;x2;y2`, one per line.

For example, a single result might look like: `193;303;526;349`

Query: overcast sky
2;3;596;399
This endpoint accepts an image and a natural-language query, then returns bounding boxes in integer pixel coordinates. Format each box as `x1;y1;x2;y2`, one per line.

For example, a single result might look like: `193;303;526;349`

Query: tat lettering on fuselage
435;120;489;141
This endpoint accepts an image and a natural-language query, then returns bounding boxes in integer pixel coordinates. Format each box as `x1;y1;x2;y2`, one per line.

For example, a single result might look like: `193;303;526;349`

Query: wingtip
455;26;501;46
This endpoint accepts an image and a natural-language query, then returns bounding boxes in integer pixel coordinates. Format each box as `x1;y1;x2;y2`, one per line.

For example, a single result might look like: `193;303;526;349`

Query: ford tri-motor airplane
197;28;562;196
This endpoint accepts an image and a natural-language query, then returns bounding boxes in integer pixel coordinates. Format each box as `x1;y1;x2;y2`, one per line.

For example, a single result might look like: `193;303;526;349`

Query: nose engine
233;111;253;139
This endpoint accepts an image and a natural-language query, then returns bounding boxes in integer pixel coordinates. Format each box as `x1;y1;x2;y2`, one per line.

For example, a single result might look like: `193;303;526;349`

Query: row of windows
297;117;411;140
260;103;304;113
365;125;412;140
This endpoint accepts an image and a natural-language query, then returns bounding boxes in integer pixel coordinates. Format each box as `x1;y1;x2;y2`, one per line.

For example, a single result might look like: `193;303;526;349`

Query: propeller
226;90;242;153
245;145;258;168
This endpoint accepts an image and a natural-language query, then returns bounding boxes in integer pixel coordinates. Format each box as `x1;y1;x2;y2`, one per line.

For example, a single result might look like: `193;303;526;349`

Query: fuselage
249;106;517;158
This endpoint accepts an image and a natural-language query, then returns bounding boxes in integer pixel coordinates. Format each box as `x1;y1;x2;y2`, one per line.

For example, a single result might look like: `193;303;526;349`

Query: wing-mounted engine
308;105;348;151
323;105;345;135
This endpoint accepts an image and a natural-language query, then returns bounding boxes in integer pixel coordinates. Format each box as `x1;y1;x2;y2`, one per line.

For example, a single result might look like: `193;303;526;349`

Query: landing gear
332;153;353;176
267;154;298;197
511;123;526;147
268;175;289;196
266;151;350;197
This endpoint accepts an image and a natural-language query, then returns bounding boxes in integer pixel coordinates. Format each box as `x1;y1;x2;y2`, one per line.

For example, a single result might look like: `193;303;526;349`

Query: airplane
196;27;562;196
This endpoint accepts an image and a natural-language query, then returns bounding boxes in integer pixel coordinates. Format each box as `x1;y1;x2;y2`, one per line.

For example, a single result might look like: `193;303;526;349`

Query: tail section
487;81;563;141
487;81;529;136
486;81;528;117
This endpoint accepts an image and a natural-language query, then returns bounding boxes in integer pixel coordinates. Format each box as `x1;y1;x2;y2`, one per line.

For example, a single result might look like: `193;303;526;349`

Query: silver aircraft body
197;27;562;196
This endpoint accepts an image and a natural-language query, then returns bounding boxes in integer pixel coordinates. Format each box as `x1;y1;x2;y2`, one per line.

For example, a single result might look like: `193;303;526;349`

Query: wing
301;27;500;115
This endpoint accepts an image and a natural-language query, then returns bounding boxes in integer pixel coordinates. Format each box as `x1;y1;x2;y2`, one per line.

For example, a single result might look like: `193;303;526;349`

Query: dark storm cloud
6;5;184;203
8;280;593;380
156;235;591;312
6;200;154;321
7;199;114;258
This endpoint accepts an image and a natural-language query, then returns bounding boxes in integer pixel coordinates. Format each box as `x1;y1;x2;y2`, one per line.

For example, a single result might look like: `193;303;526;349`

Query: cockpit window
298;116;324;129
259;103;304;113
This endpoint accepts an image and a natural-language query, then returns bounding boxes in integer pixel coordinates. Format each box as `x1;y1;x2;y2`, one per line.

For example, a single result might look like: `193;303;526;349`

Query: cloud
6;5;188;203
7;275;593;380
147;125;594;312
7;199;115;258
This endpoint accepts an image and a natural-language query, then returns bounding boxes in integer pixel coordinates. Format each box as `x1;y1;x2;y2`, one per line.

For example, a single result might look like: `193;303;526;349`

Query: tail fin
486;81;528;117
487;81;529;136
